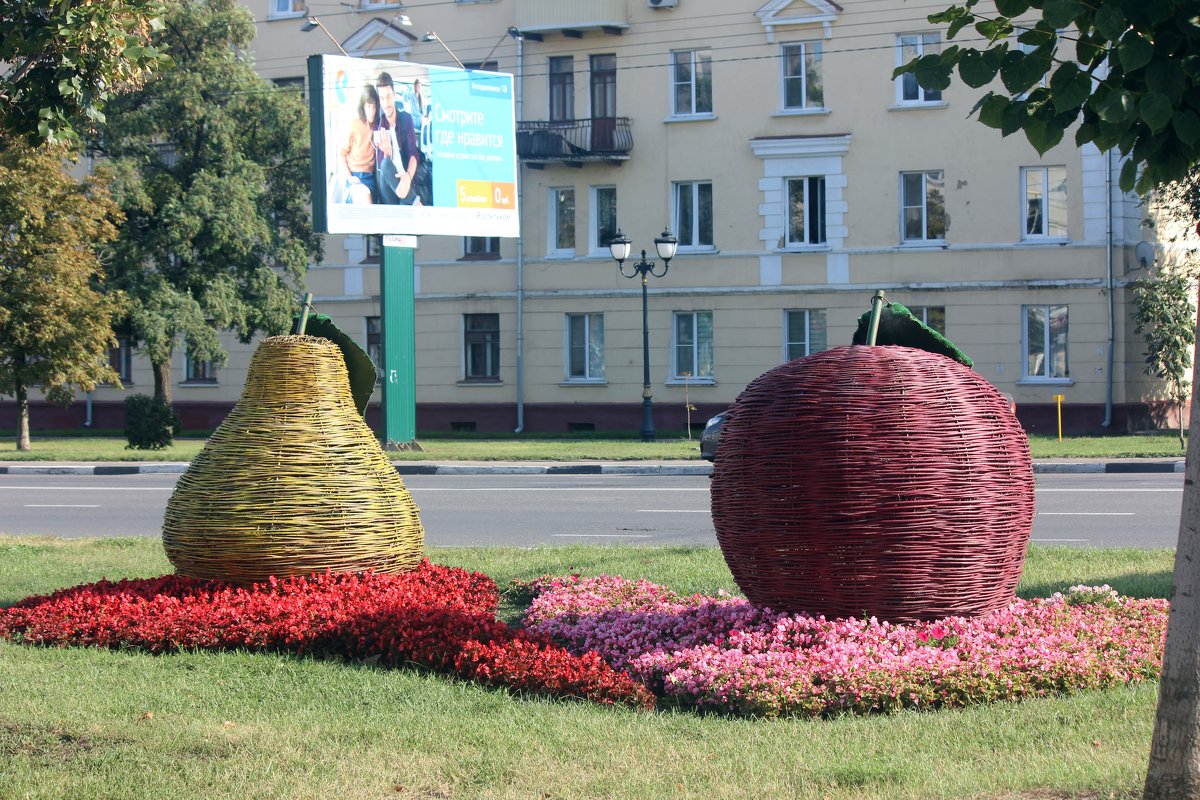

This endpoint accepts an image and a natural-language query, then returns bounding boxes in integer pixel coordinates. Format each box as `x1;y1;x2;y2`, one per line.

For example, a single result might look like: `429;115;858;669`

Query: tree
0;0;170;144
99;0;321;403
895;2;1200;796
0;137;127;449
1132;271;1196;448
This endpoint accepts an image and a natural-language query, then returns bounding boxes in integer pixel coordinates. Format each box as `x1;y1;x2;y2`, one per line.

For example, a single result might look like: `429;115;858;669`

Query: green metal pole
380;244;417;448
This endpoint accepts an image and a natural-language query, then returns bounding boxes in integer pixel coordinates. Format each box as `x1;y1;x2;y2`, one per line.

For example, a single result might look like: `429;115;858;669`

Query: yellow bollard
1053;394;1065;441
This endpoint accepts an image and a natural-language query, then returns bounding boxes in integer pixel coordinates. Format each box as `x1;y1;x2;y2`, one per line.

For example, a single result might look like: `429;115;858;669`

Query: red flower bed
0;562;654;710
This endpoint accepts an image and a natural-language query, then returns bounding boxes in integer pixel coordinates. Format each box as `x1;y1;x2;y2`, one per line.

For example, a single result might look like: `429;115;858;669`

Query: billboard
307;54;518;237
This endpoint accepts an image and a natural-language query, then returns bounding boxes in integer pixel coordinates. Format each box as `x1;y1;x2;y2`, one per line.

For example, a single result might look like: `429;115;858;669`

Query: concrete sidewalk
0;458;1186;476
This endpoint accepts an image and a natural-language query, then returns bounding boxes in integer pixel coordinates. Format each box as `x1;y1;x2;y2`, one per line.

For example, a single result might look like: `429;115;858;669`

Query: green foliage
100;0;322;401
894;0;1200;192
1132;271;1196;445
0;137;127;448
851;302;973;366
122;394;181;450
0;0;170;145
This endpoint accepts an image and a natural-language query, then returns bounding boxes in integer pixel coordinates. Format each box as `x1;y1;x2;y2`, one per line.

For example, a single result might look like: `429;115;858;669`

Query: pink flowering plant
522;575;1167;717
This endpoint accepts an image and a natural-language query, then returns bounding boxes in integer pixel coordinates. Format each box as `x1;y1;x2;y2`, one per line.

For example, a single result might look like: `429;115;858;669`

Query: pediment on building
344;17;418;58
756;0;841;41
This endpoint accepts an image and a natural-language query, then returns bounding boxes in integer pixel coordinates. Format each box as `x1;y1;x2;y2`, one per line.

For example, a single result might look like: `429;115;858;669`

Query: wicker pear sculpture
163;334;424;584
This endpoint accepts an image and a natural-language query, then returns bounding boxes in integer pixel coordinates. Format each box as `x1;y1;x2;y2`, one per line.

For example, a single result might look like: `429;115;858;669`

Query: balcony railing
516;118;633;164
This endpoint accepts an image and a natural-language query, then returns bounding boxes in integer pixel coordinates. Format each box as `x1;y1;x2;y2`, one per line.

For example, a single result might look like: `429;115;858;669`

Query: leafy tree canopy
894;0;1200;193
0;0;170;144
0;136;127;448
99;0;322;401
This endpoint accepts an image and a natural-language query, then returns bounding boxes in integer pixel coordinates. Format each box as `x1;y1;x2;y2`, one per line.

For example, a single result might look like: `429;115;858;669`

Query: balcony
517;118;633;167
514;0;627;39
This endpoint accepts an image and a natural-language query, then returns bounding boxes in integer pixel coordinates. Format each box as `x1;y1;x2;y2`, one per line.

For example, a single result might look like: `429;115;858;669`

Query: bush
124;394;181;450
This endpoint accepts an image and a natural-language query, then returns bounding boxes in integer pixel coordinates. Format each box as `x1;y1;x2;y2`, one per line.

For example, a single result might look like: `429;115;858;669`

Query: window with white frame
565;313;604;381
463;237;500;260
107;336;133;384
1022;166;1067;239
549;56;574;122
787;176;826;246
269;0;305;18
1023;304;1069;380
549;187;575;256
911;305;946;335
464;313;500;381
782;42;823;110
673;181;713;248
591;186;617;253
784;309;827;361
673;311;714;380
360;0;400;7
896;34;943;104
366;316;383;382
901;170;946;242
671;50;712;116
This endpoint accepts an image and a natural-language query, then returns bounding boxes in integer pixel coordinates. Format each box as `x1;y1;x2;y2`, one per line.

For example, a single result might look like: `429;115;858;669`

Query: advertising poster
308;54;518;237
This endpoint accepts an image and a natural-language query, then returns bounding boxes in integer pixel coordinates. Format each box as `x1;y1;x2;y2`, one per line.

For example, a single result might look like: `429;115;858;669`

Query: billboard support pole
381;242;417;449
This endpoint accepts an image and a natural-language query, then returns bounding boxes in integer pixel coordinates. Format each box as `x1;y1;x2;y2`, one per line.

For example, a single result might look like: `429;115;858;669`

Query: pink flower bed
522;576;1168;717
0;563;654;710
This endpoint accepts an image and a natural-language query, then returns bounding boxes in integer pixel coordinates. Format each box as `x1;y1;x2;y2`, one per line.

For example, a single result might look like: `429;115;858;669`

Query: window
787;176;826;246
784;309;827;361
184;351;217;384
463;237;500;260
366;316;383;382
361;0;400;7
1023;304;1069;380
464;313;500;381
364;235;381;262
1022;166;1067;239
549;187;575;256
896;34;942;104
107;337;133;384
671;50;712;116
549;56;574;122
565;313;604;381
592;186;617;253
912;305;946;335
782;42;823;110
673;311;714;380
269;0;305;18
673;181;713;248
901;170;946;242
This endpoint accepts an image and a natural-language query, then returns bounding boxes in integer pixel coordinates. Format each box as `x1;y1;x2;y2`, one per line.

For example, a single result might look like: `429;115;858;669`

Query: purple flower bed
522;577;1168;718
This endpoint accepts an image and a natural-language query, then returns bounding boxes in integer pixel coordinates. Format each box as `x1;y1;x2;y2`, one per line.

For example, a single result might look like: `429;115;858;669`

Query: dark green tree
100;0;321;403
896;2;1200;795
1132;271;1196;448
0;137;127;449
0;0;170;144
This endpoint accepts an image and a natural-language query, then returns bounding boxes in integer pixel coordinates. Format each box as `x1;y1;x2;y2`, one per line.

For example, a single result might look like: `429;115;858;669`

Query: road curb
0;461;1186;476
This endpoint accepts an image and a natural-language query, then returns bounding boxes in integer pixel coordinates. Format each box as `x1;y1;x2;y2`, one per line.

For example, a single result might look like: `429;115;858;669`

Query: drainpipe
1103;148;1115;428
513;32;526;432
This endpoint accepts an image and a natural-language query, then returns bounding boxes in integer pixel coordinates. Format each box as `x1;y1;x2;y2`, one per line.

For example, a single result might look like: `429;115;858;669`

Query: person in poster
337;83;381;204
411;77;433;206
374;72;421;205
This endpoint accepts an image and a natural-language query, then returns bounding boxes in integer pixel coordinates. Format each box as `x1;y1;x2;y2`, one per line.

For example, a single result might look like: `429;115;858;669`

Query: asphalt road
0;471;1183;548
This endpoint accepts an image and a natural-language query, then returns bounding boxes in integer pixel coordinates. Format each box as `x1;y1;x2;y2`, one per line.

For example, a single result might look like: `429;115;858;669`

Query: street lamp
609;228;678;442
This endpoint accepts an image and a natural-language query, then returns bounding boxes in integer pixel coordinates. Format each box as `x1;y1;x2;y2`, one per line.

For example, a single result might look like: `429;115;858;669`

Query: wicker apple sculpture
710;302;1034;622
162;324;424;585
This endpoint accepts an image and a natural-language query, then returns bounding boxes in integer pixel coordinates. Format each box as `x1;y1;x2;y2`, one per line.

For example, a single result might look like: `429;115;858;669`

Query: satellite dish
1135;241;1156;269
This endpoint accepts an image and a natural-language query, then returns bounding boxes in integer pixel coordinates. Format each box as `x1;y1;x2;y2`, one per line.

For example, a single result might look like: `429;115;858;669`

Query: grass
0;536;1175;799
0;430;1191;463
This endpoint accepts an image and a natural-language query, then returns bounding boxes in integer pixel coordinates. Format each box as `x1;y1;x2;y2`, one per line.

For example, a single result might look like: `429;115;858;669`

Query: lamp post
609;228;678;442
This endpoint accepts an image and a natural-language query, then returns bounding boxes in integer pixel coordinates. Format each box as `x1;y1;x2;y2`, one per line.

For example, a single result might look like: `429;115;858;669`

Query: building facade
6;0;1190;435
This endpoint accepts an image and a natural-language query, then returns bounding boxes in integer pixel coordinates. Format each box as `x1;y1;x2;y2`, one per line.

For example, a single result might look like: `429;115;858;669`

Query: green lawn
0;430;1190;462
0;537;1175;800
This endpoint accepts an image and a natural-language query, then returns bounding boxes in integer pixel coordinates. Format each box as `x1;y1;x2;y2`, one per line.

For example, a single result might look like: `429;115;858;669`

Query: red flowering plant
0;562;654;711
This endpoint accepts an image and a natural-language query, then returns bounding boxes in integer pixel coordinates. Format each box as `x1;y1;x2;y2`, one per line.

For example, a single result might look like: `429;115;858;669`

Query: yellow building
8;0;1191;435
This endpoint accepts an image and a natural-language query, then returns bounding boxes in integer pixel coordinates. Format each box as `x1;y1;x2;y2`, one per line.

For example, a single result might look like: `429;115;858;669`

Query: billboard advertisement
307;54;518;237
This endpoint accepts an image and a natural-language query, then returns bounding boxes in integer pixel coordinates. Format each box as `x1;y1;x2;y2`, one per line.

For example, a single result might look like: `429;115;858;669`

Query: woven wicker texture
710;345;1034;623
163;335;424;584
